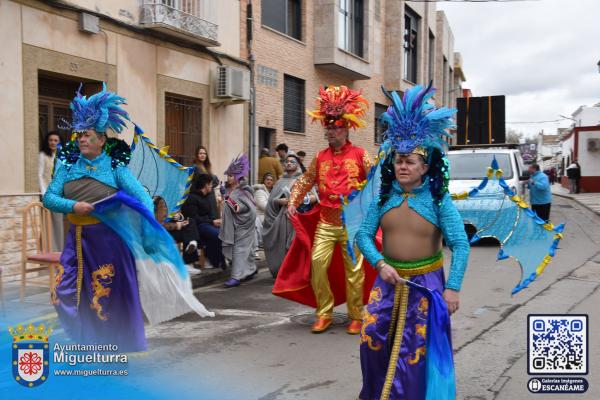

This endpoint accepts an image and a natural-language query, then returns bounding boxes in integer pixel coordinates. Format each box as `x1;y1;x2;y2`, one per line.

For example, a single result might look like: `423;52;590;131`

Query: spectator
263;153;315;278
220;155;257;287
258;147;283;182
549;167;557;185
296;150;306;164
39;131;64;251
275;143;289;167
182;173;224;269
528;163;552;222
566;160;581;194
193;144;221;202
153;196;200;275
253;172;274;250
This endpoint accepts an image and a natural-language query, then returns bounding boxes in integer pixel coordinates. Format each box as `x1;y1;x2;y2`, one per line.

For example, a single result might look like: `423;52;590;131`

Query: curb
191;259;267;289
553;192;600;217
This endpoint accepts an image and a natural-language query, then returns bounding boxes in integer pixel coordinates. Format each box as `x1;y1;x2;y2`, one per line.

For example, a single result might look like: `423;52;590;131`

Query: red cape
272;205;379;308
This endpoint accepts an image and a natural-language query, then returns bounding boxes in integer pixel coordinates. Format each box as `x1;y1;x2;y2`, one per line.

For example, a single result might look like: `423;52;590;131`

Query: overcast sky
434;0;600;138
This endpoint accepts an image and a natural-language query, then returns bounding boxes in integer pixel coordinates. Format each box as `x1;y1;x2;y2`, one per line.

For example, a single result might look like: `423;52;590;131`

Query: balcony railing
140;1;219;46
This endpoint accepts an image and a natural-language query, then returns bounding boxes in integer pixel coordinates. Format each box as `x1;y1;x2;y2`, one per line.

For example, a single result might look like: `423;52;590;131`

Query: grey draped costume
262;172;306;278
219;184;257;280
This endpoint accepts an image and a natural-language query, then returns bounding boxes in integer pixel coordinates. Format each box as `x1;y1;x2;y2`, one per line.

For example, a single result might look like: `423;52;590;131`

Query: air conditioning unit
215;65;250;101
588;138;600;152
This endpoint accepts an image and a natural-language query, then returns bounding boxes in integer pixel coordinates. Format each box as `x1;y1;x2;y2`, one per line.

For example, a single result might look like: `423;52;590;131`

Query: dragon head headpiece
307;85;368;129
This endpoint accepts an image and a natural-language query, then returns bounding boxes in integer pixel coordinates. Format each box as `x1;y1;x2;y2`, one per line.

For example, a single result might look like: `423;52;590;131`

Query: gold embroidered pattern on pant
361;287;383;351
51;264;65;305
91;264;115;321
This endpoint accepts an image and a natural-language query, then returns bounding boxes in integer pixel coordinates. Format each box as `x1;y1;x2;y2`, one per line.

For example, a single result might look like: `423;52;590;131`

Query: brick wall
241;0;462;166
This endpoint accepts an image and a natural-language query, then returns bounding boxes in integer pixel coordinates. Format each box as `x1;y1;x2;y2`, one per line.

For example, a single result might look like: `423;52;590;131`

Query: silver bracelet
375;262;385;272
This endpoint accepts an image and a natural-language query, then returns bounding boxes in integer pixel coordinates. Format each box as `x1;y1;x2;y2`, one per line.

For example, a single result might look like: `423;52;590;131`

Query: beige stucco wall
157;47;211;85
22;5;118;65
61;0;141;25
209;103;247;180
214;0;241;57
116;35;158;144
3;0;247;193
0;0;25;194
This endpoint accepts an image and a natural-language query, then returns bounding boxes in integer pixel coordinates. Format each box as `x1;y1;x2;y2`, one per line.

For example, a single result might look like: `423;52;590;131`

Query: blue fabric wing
128;125;194;221
342;141;391;261
452;158;565;294
92;191;186;279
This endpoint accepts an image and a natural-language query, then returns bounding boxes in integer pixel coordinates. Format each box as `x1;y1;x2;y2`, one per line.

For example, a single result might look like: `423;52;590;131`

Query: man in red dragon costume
272;85;377;334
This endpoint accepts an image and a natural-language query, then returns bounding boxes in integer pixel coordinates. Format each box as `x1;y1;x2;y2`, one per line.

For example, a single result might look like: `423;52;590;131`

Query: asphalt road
139;195;600;400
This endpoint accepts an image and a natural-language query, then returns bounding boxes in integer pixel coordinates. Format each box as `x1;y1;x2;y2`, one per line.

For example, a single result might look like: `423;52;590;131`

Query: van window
448;153;513;180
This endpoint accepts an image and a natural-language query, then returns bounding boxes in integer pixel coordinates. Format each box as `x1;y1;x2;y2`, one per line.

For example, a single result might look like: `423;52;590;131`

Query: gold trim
388;257;444;277
387;285;401;341
76;225;83;308
67;214;100;225
381;284;410;400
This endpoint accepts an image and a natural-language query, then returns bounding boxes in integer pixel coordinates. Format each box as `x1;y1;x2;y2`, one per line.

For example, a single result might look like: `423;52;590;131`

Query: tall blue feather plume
380;84;457;155
70;82;130;134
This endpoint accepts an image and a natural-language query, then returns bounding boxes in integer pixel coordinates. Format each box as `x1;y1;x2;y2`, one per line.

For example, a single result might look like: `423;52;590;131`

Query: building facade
240;0;465;179
0;0;248;279
560;104;600;192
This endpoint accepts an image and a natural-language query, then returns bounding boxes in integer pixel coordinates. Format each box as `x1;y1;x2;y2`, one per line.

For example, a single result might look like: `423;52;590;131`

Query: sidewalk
551;184;600;216
190;249;267;289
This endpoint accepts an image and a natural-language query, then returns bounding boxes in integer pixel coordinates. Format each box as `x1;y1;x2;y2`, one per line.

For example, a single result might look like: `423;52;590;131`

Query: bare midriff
380;201;442;261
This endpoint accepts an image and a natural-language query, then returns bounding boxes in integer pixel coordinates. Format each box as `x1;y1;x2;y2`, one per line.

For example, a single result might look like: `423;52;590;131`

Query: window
338;0;364;57
428;31;435;83
283;75;305;133
165;94;203;166
403;7;419;83
374;103;388;144
262;0;301;40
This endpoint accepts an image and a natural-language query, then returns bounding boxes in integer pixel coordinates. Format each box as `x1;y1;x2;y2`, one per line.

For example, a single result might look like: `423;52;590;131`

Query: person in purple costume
355;84;470;400
44;84;154;352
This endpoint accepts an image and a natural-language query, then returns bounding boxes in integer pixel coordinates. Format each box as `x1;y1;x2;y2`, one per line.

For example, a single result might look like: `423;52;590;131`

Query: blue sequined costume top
355;180;469;291
43;152;153;213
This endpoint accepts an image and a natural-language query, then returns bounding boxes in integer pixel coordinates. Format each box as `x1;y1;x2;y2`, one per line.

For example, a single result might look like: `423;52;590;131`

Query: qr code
528;315;588;374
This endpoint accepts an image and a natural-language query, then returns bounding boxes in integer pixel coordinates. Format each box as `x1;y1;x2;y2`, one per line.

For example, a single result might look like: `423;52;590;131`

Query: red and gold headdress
307;85;368;129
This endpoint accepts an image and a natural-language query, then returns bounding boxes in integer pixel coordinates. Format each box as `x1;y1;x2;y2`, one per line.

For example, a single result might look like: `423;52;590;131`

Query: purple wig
224;154;250;181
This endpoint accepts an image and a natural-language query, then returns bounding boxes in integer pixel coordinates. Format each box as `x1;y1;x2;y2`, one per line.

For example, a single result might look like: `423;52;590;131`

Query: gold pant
311;222;365;320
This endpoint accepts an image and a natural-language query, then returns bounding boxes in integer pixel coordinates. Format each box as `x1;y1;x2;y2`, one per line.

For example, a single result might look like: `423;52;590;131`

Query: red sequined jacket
290;141;372;226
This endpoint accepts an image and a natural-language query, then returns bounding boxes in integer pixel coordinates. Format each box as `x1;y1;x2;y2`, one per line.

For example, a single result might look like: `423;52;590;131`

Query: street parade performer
272;85;377;334
44;84;214;352
219;154;258;288
263;152;316;278
355;84;469;400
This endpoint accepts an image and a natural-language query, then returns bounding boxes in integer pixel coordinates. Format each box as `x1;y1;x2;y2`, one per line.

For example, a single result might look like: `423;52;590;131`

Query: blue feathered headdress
380;83;456;156
68;83;130;134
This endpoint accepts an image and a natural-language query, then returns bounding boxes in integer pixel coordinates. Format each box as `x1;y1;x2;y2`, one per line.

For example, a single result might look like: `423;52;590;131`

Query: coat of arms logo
9;324;52;388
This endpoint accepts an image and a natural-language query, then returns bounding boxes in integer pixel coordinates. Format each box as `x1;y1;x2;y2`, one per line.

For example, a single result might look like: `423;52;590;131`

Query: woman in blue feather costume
355;84;470;399
44;84;213;352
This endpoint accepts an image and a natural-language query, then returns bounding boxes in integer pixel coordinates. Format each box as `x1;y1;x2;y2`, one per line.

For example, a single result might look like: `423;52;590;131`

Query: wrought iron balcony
140;1;219;46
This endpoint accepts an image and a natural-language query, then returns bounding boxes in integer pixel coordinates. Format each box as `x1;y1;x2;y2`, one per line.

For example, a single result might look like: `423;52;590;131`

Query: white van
447;145;529;198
